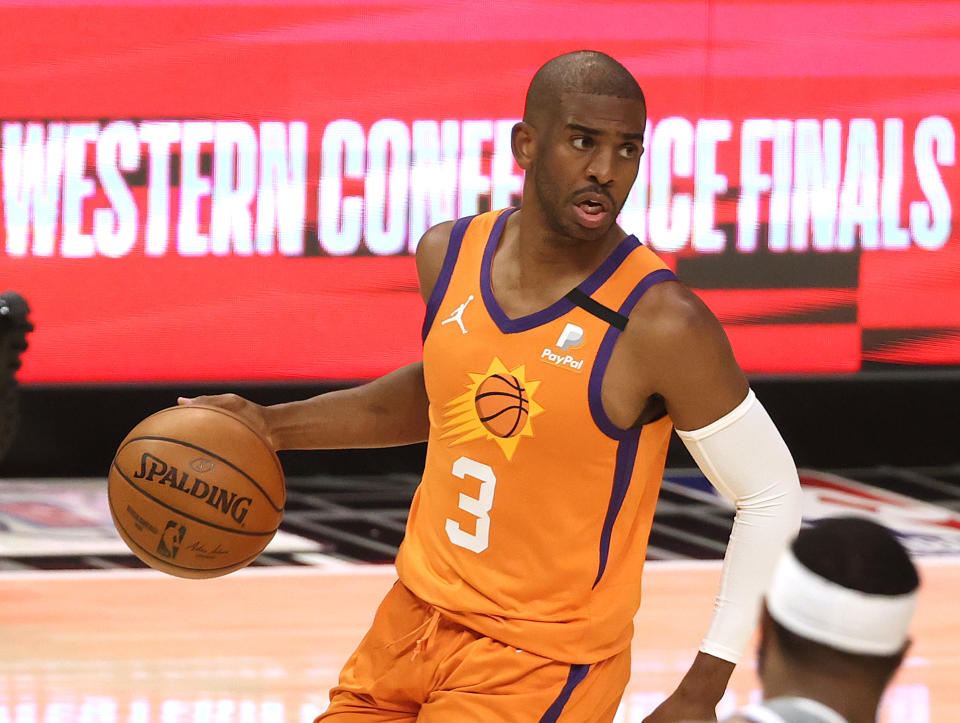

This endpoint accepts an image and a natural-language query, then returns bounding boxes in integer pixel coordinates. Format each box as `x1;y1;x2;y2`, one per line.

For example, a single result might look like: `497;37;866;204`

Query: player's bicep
643;287;748;432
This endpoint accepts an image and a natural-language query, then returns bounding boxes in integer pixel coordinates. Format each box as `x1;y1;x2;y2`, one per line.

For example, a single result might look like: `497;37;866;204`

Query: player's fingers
176;394;273;447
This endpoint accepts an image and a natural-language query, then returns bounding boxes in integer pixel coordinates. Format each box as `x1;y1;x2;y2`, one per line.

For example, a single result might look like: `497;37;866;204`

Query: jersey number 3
445;456;496;553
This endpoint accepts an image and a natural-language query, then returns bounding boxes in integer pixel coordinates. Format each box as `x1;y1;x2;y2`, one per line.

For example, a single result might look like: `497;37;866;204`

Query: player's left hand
642;651;732;722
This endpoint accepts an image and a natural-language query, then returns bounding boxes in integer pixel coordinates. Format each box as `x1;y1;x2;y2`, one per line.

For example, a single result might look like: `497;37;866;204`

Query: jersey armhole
586;268;679;440
421;215;475;342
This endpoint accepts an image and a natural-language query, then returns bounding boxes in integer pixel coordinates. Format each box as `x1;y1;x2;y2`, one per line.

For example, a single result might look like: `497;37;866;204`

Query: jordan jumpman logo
441;295;474;334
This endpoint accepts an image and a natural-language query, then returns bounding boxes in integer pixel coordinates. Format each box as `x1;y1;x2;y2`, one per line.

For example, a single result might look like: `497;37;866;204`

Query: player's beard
531;161;614;244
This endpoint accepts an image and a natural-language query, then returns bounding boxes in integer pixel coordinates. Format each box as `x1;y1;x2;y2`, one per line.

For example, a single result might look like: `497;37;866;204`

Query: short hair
793;516;918;596
770;517;919;674
523;50;646;124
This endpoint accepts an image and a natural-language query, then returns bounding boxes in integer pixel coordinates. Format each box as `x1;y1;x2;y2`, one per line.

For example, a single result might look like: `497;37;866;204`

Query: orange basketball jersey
396;208;677;664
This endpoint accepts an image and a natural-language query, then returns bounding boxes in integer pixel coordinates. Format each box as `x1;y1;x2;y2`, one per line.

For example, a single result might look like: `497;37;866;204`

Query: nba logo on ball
108;405;285;579
157;520;186;558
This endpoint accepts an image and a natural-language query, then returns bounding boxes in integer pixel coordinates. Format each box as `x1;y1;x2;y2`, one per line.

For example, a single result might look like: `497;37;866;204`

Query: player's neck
762;661;884;723
488;210;619;319
508;206;624;282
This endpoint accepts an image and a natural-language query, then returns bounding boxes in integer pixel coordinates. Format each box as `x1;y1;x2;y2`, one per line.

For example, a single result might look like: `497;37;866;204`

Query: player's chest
423;307;606;432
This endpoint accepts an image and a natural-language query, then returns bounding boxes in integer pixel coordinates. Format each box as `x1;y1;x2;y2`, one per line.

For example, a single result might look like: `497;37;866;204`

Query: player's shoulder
416;220;456;259
626;277;721;343
616;275;739;388
414;220;457;302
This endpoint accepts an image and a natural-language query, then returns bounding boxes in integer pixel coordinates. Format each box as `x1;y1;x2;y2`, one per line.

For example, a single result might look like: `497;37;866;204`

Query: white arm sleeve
675;389;803;663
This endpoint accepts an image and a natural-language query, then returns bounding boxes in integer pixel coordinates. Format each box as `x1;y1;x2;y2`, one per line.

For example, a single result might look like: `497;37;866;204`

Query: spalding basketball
475;373;529;438
108;404;285;579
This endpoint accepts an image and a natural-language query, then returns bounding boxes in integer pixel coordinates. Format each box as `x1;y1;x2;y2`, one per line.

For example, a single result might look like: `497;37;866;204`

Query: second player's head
759;516;919;694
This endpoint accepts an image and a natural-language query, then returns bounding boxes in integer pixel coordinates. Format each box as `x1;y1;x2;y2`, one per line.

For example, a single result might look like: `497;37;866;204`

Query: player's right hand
177;394;276;450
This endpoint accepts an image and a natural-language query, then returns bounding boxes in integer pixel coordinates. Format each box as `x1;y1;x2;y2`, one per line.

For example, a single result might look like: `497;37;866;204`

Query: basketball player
723;517;919;723
181;51;803;721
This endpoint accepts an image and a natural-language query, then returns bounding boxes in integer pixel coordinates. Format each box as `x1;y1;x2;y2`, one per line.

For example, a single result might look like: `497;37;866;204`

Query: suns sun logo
439;358;544;460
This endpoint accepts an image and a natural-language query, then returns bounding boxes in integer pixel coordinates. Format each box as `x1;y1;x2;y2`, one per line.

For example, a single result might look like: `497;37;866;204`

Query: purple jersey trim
587;268;678;440
480;220;641;334
538;663;591;723
593;434;641;588
585;267;678;588
421;215;476;342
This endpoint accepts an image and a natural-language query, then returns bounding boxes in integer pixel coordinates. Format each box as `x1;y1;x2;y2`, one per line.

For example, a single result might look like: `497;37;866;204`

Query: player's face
532;92;646;242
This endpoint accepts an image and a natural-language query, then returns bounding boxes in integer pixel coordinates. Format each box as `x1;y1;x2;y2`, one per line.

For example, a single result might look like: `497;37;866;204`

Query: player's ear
512;121;537;170
880;638;911;688
893;638;912;669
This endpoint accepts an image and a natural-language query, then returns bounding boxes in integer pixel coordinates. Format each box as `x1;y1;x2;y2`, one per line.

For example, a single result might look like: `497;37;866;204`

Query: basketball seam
117;435;284;513
475;390;528;402
490;373;523;391
135;405;285;506
109;494;270;575
505;404;524;438
192;405;286;485
110;458;280;537
478;405;527;423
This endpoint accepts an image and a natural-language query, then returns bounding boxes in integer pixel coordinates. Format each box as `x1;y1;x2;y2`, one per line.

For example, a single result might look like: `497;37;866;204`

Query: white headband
766;548;917;656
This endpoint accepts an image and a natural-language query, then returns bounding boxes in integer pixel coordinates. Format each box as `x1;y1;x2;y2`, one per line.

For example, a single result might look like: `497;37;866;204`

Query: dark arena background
1;2;959;721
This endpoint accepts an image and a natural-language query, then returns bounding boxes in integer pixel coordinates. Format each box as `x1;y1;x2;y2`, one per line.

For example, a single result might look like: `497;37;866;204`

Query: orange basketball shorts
315;580;630;723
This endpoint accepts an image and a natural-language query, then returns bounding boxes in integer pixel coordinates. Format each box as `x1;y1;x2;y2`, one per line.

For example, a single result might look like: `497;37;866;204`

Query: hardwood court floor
1;559;955;722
